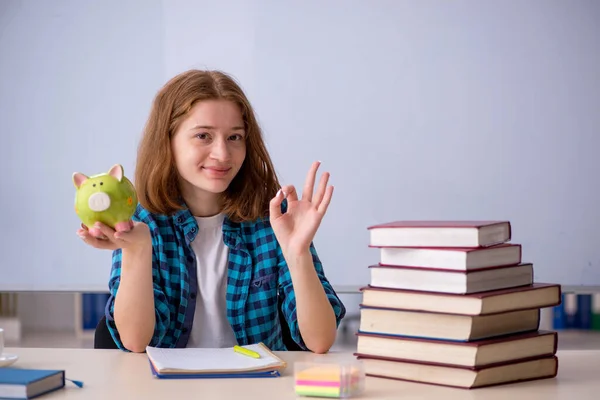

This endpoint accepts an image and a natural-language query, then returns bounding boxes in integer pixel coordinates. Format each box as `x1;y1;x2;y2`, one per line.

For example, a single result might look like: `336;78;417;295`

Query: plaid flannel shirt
104;203;346;351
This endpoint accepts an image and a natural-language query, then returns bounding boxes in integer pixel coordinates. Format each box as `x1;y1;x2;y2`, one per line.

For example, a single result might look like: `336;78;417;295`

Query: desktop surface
2;347;598;399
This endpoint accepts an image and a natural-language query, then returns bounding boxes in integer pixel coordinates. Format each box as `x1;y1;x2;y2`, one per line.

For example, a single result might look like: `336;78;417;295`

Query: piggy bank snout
88;192;111;212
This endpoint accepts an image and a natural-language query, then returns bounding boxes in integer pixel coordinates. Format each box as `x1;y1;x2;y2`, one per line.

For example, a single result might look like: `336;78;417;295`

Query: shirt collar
171;204;241;246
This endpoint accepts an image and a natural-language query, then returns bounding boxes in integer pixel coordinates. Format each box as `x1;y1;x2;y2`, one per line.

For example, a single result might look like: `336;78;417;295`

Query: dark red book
360;283;561;315
367;220;511;248
370;243;522;271
368;263;533;294
355;353;558;389
357;304;540;342
354;330;557;368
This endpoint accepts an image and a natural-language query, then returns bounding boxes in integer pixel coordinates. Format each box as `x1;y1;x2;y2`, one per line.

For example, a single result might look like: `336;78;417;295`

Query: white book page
146;344;283;373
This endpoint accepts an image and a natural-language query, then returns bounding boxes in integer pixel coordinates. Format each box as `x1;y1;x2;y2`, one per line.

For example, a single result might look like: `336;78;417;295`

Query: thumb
269;189;284;221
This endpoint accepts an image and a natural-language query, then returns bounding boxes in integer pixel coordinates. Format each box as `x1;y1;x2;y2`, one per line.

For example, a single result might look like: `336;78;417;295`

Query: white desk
0;284;365;293
2;347;598;399
2;285;600;294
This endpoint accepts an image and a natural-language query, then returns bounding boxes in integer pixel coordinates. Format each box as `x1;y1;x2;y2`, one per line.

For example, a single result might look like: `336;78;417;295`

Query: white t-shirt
186;213;237;348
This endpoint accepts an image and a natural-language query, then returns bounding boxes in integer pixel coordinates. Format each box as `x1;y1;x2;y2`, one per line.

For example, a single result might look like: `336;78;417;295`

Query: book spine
576;294;592;329
552;297;566;330
81;293;110;331
592;293;600;331
564;293;577;328
82;293;94;330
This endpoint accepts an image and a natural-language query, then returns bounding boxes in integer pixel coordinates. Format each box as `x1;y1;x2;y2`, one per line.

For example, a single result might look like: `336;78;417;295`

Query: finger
113;220;135;241
281;184;298;202
81;223;107;240
113;229;130;242
95;221;115;235
269;189;284;220
113;223;137;242
317;185;334;215
94;222;117;242
302;161;321;202
77;229;118;250
88;227;108;240
312;172;330;207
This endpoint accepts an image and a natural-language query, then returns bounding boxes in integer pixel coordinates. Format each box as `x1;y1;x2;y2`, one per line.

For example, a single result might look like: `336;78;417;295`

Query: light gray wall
0;0;163;332
0;1;597;333
1;0;599;291
0;0;164;291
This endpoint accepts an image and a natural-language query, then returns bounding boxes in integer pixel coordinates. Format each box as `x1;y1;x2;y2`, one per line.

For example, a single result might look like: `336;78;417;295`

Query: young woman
76;69;346;354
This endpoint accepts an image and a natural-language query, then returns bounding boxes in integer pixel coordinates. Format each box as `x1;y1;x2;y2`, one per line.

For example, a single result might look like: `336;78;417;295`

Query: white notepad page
146;343;284;373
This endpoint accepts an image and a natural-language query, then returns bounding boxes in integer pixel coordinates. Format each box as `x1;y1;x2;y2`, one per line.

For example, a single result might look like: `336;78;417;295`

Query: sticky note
294;362;365;398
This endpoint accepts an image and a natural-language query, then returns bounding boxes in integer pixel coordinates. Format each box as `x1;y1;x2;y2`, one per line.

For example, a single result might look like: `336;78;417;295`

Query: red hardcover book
359;283;561;315
367;220;511;248
370;243;522;271
357;304;540;342
354;330;557;368
354;353;558;389
368;263;533;294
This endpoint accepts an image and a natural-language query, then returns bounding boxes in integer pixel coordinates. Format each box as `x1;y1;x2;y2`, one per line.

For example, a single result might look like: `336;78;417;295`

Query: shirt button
190;292;196;300
191;227;197;233
176;217;182;223
182;327;188;334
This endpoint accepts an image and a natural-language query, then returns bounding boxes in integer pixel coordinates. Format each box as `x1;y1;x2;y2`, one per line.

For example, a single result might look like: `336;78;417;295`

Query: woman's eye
229;134;244;141
195;133;209;140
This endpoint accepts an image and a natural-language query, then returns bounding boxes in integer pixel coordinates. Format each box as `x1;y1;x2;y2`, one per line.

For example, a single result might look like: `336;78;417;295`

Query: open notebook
146;343;287;379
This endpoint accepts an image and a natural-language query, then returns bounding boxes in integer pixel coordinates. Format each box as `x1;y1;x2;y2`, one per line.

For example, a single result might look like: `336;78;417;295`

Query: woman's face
171;99;247;202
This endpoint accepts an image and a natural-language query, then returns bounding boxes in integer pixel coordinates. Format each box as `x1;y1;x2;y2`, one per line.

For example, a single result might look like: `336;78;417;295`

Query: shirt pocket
250;272;278;290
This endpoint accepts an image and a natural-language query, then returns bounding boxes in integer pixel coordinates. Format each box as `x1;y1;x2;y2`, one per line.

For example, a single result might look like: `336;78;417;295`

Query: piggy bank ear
108;164;124;182
72;172;88;189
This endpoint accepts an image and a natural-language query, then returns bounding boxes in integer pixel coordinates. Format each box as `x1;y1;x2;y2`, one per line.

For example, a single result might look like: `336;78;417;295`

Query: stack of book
354;220;562;389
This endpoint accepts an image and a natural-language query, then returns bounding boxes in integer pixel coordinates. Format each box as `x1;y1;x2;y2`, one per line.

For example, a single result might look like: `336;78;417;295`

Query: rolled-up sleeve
278;242;346;350
104;245;171;351
104;208;172;351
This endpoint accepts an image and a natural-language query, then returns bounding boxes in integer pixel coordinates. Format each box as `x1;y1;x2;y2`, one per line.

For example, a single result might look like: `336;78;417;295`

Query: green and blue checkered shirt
104;203;346;351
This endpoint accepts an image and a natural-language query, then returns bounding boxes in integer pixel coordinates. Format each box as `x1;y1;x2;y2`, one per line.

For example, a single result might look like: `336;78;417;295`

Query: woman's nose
210;138;230;160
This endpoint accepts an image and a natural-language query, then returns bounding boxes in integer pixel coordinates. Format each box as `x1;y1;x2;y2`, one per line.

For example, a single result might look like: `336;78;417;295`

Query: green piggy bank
73;164;137;237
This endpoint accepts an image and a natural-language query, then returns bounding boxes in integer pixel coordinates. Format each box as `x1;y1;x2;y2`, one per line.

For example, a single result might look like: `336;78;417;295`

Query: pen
234;345;261;359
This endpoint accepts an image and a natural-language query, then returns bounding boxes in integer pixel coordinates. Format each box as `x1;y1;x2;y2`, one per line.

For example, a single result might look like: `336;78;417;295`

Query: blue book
0;368;64;399
577;294;592;329
564;293;578;328
552;296;566;329
145;343;286;379
148;361;281;379
81;293;95;330
93;293;109;329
